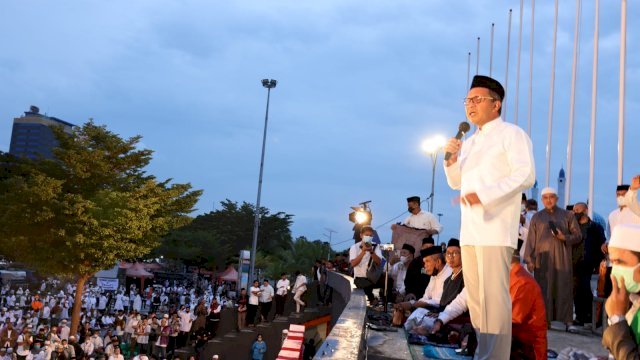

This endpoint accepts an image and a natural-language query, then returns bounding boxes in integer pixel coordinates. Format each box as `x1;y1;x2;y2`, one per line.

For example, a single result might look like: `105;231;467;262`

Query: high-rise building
9;106;75;159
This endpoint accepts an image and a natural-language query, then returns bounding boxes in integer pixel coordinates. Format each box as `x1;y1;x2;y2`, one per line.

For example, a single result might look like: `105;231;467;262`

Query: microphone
444;122;471;161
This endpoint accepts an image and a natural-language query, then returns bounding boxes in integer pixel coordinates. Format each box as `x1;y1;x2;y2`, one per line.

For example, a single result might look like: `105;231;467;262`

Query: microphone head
458;122;471;133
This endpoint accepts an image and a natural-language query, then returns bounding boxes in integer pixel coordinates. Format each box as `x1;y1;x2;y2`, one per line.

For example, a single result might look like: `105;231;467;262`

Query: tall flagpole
467;52;472;91
527;0;535;137
588;0;600;219
545;0;559;188
514;0;524;126
504;10;513;120
618;0;627;184
566;0;581;207
489;23;495;77
476;37;481;74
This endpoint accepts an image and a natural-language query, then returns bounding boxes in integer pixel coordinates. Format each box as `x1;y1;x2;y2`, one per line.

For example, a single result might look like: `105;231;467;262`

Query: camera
379;243;394;251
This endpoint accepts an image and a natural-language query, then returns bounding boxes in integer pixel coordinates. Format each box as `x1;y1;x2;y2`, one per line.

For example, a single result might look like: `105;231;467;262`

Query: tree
262;236;332;279
152;229;232;271
0;122;202;336
164;199;294;258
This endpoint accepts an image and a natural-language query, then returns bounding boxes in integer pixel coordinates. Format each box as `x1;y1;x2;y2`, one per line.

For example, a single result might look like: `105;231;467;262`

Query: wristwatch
608;314;626;326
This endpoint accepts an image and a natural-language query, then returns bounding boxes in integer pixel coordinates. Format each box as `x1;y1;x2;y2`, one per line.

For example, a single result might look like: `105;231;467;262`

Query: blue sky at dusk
1;1;638;250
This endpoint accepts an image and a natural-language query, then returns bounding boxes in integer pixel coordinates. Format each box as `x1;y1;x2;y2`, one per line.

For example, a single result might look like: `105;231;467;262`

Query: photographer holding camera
350;225;391;306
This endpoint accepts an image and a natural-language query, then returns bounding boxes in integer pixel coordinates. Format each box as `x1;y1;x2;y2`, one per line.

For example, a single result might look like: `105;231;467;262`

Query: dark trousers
355;275;393;303
604;266;613;297
316;282;324;303
260;301;272;321
573;261;594;324
275;294;286;315
178;331;189;348
322;285;333;305
247;304;259;326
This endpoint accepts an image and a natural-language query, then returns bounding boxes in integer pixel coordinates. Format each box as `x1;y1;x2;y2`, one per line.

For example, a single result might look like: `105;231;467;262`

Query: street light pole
421;135;446;214
429;152;438;213
249;79;277;282
437;213;443;244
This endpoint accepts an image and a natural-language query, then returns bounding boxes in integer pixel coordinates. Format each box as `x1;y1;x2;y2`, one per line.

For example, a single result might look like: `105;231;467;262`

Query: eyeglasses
445;251;461;258
463;96;497;106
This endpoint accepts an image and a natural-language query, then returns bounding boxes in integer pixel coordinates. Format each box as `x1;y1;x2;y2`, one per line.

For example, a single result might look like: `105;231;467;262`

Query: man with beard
524;187;581;329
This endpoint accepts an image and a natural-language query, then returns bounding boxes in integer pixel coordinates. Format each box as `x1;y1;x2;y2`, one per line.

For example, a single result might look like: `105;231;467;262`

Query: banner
97;278;119;291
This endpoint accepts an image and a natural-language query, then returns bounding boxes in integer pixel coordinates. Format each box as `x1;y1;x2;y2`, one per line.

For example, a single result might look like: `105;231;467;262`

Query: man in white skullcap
602;223;640;358
524;187;582;329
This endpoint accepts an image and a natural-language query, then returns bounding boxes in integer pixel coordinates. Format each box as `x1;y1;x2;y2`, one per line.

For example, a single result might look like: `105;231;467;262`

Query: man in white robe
443;75;535;359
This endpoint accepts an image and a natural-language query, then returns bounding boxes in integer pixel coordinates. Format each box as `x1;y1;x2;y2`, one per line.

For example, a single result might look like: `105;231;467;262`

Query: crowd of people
0;277;246;360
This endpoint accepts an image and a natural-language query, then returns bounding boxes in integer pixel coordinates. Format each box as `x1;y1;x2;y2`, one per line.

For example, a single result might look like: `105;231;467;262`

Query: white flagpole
566;0;582;207
467;52;472;91
618;0;627;184
545;0;558;188
504;10;513;120
515;0;523;126
588;0;600;219
527;0;535;137
476;37;481;75
490;23;495;77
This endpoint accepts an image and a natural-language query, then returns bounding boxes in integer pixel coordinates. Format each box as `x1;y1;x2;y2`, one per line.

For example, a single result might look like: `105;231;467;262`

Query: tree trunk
70;274;90;338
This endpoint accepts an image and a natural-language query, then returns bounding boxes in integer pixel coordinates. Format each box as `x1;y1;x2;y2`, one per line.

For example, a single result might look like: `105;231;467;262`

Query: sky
1;1;638;251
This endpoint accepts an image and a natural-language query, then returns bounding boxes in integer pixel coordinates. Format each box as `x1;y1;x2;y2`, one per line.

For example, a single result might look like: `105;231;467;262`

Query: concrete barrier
313;271;367;360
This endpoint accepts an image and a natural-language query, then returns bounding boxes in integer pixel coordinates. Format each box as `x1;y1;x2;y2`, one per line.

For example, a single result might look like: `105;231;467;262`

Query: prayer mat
422;344;472;359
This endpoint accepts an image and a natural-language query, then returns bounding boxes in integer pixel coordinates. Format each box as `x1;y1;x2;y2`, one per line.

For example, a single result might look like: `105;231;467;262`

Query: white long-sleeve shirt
276;279;290;296
419;264;452;306
444;117;535;248
438;288;469;325
622;189;640;218
293;275;307;293
259;285;274;303
403;211;443;233
389;261;409;294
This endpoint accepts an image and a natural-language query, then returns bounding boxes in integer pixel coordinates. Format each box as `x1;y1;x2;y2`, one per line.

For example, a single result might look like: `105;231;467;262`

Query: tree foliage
0;122;202;334
156;199;295;268
151;200;332;281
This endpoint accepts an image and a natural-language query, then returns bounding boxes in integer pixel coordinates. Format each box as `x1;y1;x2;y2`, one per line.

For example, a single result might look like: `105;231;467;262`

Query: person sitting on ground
393;246;451;328
404;237;435;300
400;239;463;331
430;250;547;359
388;244;415;303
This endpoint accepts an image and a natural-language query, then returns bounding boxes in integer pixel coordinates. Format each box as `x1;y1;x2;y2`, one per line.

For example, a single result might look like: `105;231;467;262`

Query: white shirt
59;326;70;341
276;279;290;296
403;211;443;232
249;286;260;306
349;241;383;278
623;189;640;217
519;210;536;259
178;311;193;332
292;275;307;293
607;204;640;241
438;287;469;325
389;260;410;294
81;341;95;356
259;285;274;303
17;334;31;356
419;264;452;306
444;118;535;247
